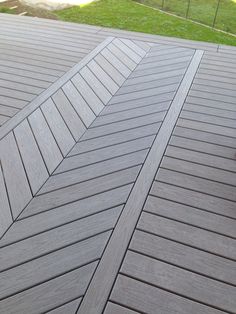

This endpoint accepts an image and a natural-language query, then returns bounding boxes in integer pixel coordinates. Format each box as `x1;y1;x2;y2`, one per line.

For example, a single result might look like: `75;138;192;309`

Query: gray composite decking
0;13;236;314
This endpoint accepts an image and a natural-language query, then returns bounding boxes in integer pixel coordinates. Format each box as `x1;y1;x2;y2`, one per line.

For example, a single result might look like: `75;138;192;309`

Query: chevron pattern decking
0;13;236;314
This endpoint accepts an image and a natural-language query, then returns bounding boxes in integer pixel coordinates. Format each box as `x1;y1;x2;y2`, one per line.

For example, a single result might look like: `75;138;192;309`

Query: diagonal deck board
0;13;236;314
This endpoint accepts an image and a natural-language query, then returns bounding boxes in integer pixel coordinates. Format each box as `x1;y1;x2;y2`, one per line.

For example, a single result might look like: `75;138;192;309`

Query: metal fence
136;0;236;35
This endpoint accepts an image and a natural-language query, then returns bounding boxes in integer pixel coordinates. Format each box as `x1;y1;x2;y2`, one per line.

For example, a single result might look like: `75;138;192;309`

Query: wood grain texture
77;49;203;314
0;132;31;218
121;251;236;313
111;275;225;314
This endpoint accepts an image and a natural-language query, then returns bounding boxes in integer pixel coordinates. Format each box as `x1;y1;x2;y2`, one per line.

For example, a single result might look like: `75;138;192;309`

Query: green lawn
56;0;236;46
136;0;236;34
0;6;15;14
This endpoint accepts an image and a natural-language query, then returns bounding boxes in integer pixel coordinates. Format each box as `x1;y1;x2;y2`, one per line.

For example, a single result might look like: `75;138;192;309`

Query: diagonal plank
0;37;147;238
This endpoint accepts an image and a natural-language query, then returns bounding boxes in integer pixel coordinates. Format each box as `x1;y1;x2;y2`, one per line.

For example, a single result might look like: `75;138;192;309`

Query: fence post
186;0;191;18
162;0;165;9
212;0;221;28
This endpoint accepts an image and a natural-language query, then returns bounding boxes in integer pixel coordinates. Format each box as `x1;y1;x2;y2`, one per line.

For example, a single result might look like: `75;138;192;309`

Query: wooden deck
0;13;235;314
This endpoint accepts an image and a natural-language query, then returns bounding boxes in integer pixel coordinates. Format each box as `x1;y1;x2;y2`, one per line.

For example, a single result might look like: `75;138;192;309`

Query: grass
55;0;236;46
136;0;236;34
0;6;15;13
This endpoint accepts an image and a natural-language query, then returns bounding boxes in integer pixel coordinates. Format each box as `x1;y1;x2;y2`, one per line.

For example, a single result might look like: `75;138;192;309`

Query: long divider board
77;49;204;314
0;37;149;237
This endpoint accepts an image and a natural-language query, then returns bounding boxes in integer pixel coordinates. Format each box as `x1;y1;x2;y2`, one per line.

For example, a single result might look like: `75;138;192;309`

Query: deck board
0;13;235;314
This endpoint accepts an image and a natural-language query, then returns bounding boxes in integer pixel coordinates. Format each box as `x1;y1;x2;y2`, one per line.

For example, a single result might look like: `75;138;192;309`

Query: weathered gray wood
122;251;236;313
28;108;62;174
62;80;95;127
107;43;136;71
0;95;27;109
0;78;43;95
193;84;236;99
111;275;224;314
87;60;119;94
94;54;125;86
157;168;236;201
101;48;130;77
0;71;50;89
169;135;236;159
81;111;166;140
141;50;193;64
41;98;75;156
114;38;143;63
0;132;31;218
181;110;236;128
46;299;81;314
69;123;160;155
72;73;104;115
39;150;147;195
123;68;186;87
26;166;140;215
178;118;236;138
109;83;178;105
77;50;203;314
184;103;236;119
144;195;236;238
0;261;97;314
151;181;236;219
173;126;236;148
103;95;173;115
55;136;154;174
138;212;236;259
52;89;86;141
0;231;110;300
161;156;236;185
189;89;235;104
116;75;182;96
137;55;193;71
0;37;113;141
131;61;190;78
0;105;18;117
104;302;138;314
0;207;120;272
0;165;12;236
14;119;48;194
80;66;112;103
2;186;130;245
92;103;169;127
131;230;236;285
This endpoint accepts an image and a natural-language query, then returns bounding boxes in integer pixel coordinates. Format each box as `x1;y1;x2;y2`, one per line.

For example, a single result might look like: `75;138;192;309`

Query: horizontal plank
156;168;236;201
138;212;236;260
111;275;224;314
151;181;236;219
122;251;236;313
144;195;236;238
169;135;236;159
161;156;236;185
173;126;236;148
178;118;236;138
131;230;236;285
